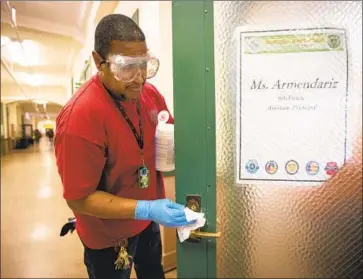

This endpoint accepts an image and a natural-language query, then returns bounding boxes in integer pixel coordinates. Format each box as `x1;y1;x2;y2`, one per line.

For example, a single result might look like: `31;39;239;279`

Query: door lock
186;195;201;213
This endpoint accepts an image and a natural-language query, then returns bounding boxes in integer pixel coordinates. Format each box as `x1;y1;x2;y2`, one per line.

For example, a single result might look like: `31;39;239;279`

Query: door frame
172;1;217;277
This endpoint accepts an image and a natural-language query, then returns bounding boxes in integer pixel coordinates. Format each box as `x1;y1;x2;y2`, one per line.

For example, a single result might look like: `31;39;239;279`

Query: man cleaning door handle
55;13;194;279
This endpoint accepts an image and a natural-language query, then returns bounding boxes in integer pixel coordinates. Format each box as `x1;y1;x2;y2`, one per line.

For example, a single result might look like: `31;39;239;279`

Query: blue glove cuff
134;200;151;220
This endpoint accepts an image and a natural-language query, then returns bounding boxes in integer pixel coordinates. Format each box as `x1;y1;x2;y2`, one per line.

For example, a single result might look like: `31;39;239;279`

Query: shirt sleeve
55;105;107;201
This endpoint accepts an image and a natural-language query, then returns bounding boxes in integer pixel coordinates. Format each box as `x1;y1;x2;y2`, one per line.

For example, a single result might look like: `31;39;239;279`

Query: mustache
126;80;146;88
126;84;145;90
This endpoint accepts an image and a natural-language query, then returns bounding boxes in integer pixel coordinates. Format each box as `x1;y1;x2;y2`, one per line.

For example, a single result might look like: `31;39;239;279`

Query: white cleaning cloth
177;208;206;242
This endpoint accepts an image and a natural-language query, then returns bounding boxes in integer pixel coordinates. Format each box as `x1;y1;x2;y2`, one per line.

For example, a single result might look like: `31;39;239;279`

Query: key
114;239;132;270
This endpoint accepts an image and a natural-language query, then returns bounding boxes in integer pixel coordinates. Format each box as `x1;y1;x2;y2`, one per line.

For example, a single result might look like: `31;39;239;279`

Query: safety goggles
102;51;160;83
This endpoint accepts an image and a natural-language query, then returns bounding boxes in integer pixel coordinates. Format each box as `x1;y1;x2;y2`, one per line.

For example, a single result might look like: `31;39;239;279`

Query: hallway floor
1;140;176;278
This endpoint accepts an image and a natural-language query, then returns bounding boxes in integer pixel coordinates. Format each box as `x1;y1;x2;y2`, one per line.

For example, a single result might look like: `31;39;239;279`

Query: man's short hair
94;14;145;59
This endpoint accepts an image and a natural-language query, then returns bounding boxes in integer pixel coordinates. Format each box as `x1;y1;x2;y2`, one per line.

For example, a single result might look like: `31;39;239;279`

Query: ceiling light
1;36;11;47
2;39;41;66
11;7;17;28
15;72;44;87
29;76;41;86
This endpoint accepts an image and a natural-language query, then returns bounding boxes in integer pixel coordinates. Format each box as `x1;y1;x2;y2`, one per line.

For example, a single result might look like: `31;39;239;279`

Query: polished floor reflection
1;139;176;278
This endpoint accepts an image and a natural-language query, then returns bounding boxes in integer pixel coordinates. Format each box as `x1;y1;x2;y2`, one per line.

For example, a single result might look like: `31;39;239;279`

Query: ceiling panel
1;1;94;104
10;1;91;32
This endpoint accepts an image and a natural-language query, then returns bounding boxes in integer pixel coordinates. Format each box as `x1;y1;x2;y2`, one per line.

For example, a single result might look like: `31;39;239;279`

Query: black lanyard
107;89;144;151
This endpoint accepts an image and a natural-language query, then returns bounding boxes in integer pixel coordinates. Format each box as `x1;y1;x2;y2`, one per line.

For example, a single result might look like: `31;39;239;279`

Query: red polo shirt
55;74;172;249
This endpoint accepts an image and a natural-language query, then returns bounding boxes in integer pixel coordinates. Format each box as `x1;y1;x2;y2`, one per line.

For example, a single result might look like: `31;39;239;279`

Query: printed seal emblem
265;161;278;175
327;34;341;49
245;159;260;174
306;161;319;175
324;162;338;176
285;160;299;175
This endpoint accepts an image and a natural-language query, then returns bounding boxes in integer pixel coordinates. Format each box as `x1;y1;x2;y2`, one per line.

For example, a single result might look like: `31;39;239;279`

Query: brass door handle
190;230;221;239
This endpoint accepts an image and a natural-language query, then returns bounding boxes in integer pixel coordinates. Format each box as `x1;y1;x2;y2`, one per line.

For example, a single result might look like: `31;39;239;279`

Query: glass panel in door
214;1;362;278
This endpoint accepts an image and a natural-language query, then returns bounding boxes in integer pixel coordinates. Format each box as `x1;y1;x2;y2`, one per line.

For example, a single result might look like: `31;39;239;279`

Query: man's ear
92;51;103;71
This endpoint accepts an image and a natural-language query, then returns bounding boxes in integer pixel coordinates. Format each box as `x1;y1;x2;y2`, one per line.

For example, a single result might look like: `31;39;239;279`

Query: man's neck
112;92;128;102
102;83;128;102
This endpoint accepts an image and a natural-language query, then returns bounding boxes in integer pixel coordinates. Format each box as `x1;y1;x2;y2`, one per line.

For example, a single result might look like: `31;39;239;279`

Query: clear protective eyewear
104;51;160;83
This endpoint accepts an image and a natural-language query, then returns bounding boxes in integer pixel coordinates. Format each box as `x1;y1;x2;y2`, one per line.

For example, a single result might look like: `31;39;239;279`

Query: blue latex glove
135;199;195;227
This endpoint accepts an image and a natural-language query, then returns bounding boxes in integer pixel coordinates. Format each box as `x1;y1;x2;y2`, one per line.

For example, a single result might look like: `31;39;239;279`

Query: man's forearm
67;191;138;219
